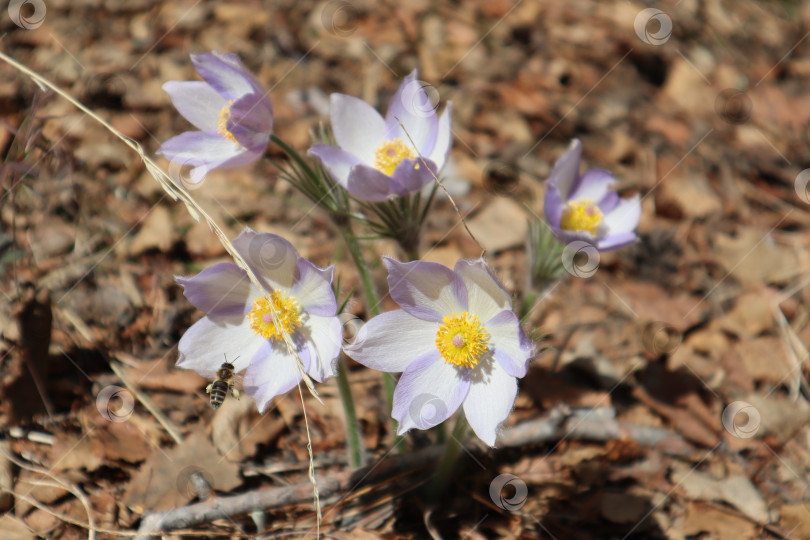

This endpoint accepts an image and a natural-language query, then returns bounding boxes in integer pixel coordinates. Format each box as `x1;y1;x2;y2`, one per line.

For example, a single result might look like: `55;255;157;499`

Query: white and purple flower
544;139;641;251
344;257;535;446
308;70;452;202
175;229;341;412
158;52;273;184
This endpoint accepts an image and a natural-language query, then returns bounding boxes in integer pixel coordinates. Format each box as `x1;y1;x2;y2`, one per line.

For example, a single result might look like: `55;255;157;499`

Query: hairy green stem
427;414;469;503
336;356;365;467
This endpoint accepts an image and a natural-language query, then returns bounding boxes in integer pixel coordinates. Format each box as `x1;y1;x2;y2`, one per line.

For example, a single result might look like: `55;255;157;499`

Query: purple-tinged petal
384;257;468;322
597;190;620;213
454;259;512;322
157;130;242;165
308;144;361;188
569;168;616;203
330;93;386;165
596;231;637;251
550;227;598;247
389;157;438;196
345;164;395;202
486;310;534;378
428;102;453;170
302;314;341;382
162;81;226;132
187;146;262;184
232;228;300;290
227;92;273;151
602;194;641;235
343;310;438;372
291;259;336;317
191;52;262;100
392;350;470;433
177;315;262;379
176;262;261;317
543;184;564;228
384;70;438;154
243;341;311;413
463;359;517;446
548;139;583;201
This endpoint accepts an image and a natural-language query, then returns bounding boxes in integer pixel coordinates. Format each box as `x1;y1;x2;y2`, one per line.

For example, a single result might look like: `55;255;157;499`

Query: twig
135;407;693;538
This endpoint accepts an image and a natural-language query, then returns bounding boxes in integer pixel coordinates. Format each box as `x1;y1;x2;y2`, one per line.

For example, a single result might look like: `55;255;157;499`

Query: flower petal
596;231;637;251
176;262;262;317
188;147;261;184
343;310;438;372
392;350;470;433
384;70;438;154
308;144;361;187
228;92;273;151
454;259;512;322
390;157;438;196
543;184;564;228
569;168;616;203
302;314;342;382
428;102;453;170
463;359;517;446
486;310;534;378
157;130;242;166
598;190;620;213
603;194;641;235
292;259;336;317
548;139;583;201
233;228;300;290
243;341;311;413
191;52;263;100
176;315;262;379
162;81;226;132
384;257;468;322
330;93;386;165
346;164;395;202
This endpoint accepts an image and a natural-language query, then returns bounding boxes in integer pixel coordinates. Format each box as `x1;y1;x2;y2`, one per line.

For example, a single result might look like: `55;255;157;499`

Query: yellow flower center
373;138;417;176
435;312;489;369
560;198;603;235
248;291;302;341
217;100;238;144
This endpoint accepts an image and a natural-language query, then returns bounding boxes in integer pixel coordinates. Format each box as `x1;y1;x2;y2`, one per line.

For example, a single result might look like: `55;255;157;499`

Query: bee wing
231;372;245;389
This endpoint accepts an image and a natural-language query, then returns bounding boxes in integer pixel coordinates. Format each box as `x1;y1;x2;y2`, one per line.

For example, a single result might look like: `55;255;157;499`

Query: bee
206;355;241;409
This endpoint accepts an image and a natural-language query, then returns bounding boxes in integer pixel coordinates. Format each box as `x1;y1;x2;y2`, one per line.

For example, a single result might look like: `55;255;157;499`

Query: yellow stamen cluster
560;198;603;235
373;138;417;176
248;292;302;341
216;101;238;144
435;312;489;369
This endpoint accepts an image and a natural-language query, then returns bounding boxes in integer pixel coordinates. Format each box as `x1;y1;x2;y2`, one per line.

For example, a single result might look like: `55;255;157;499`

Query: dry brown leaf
682;502;757;539
466;196;528;252
672;463;769;524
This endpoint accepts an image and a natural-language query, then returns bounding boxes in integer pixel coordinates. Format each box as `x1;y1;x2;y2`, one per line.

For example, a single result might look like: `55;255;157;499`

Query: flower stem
336;355;365;467
426;414;469;503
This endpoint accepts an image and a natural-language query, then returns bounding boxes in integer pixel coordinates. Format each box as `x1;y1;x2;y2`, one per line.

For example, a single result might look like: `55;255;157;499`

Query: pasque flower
175;229;341;412
344;257;535;446
544;139;641;251
308;70;452;201
158;52;273;184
